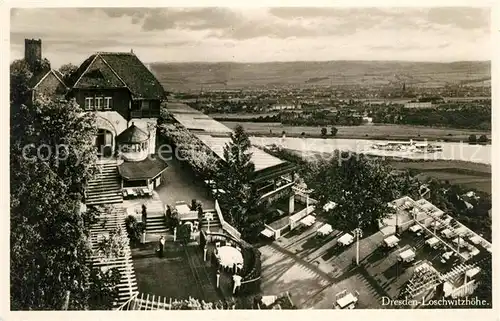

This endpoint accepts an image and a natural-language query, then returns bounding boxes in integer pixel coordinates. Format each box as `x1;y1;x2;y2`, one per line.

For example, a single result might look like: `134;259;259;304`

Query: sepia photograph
6;4;495;313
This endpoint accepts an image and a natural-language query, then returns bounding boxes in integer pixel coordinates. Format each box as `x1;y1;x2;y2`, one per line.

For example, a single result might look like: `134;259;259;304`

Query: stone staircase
145;200;168;235
85;159;123;206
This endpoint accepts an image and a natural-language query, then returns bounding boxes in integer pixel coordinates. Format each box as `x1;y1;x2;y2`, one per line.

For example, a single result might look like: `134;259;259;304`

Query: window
84;97;94;110
141;100;149;110
95;97;103;110
104;97;112;110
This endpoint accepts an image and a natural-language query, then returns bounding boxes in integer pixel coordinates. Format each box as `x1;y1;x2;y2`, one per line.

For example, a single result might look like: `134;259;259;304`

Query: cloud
10;7;492;66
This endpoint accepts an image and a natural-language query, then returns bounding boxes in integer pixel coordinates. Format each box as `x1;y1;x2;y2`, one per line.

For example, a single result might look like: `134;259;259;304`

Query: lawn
389;159;491;194
131;242;223;302
222;122;489;142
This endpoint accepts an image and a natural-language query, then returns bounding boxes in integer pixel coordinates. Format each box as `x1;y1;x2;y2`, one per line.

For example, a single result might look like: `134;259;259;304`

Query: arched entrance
95;129;114;157
95;116;117;158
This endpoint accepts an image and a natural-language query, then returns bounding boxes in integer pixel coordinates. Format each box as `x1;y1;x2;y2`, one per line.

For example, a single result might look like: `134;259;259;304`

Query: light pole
353;227;362;266
205;212;214;234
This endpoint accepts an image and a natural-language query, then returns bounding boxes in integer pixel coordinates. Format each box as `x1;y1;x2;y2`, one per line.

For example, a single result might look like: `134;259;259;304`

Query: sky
10;7;492;68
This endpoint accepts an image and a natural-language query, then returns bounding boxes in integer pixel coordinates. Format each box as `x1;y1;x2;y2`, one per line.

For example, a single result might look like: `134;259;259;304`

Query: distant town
9;6;493;314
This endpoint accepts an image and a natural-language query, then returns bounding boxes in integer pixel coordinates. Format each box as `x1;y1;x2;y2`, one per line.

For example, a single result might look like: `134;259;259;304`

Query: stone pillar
289;194;295;214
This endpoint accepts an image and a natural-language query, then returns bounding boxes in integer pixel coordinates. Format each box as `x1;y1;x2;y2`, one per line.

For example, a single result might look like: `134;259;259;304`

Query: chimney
130;48;134;54
25;38;42;70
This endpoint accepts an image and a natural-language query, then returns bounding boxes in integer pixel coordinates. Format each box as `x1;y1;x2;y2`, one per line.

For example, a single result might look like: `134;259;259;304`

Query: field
389;160;491;194
150;61;490;92
221;122;490;142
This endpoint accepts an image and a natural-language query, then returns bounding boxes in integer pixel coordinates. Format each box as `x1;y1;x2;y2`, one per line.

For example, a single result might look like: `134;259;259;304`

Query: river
251;137;491;165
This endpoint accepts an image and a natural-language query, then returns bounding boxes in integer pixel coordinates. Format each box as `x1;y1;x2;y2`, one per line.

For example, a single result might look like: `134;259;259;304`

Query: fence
117;293;236;310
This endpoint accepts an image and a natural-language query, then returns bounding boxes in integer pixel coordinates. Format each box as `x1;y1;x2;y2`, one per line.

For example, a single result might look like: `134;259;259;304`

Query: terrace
257;195;490;308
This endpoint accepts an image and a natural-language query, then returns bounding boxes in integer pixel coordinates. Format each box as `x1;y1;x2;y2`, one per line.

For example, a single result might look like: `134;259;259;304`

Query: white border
1;1;498;321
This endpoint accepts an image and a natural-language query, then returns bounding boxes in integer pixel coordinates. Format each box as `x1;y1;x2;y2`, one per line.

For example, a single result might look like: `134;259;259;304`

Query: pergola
88;205;139;308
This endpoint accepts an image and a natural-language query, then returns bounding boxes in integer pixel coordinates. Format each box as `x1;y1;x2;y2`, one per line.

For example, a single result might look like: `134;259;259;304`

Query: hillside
149;60;491;92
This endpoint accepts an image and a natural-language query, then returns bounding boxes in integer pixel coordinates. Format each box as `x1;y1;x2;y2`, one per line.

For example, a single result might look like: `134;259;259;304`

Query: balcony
130;110;161;118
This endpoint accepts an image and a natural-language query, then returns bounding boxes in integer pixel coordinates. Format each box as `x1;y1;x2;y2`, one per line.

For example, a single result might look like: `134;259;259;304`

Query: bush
321;127;327;136
177;223;192;245
478;134;488;143
125;215;145;245
468;134;477;143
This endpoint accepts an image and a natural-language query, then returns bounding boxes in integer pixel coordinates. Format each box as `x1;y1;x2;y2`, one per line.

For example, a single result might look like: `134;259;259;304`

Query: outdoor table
409;225;422;233
218;246;244;269
425;237;439;248
469;235;482;245
175;203;191;215
300;215;316;227
317;224;333;236
323;201;337;212
441;229;453;238
384;235;400;248
336;293;358;309
125;188;137;197
260;228;274;238
468;246;480;257
260;296;278;307
179;210;198;221
338;233;354;246
430;221;441;228
442;251;453;260
466;267;481;278
452;237;466;247
399;249;416;262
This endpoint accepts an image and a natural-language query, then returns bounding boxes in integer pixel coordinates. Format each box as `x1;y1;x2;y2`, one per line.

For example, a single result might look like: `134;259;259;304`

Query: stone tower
24;38;42;70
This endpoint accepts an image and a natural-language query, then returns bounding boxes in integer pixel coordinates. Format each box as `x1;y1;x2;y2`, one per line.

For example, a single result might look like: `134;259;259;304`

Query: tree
10;73;116;309
468;134;477;143
177;224;192;245
217;125;262;240
305;152;398;232
321;127;327;137
10;59;33;106
87;266;121;310
331;126;338;136
58;63;78;83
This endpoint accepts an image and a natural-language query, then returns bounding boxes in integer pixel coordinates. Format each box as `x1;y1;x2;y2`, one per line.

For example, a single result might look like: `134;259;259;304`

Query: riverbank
222;122;490;144
285;148;491;195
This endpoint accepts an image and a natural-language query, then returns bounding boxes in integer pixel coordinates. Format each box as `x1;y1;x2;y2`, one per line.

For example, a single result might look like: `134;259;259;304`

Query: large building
61;46;168;204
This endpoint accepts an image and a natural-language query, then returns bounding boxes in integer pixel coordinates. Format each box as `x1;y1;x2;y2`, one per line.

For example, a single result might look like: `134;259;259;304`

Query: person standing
216;268;221;288
142;204;148;228
158;236;165;258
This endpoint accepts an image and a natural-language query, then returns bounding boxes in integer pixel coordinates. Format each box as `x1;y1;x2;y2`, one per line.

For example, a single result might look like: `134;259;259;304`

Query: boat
371;140;442;154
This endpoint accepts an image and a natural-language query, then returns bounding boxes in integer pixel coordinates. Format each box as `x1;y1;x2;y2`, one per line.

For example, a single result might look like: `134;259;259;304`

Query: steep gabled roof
68;52;166;100
29;69;68;89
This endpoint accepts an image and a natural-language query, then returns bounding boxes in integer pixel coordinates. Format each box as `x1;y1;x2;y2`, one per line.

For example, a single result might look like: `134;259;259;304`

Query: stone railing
214;199;241;240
